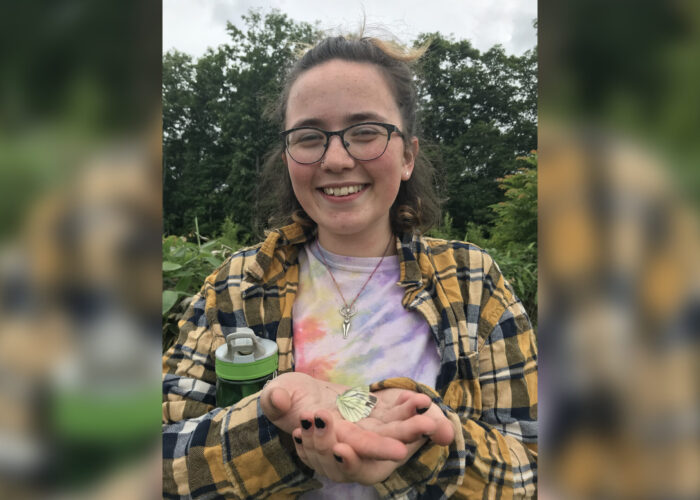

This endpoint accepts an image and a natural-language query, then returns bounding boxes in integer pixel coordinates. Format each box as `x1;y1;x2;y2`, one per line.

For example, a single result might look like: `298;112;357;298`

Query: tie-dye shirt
294;241;441;500
293;241;441;387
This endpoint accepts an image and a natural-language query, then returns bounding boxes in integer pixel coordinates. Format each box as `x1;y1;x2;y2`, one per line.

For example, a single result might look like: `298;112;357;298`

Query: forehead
285;60;399;127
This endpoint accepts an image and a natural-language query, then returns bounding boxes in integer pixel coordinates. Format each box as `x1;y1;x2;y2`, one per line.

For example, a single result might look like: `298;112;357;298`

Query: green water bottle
215;327;278;407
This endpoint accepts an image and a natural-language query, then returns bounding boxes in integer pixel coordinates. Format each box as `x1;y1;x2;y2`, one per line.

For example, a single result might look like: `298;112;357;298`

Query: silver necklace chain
315;237;393;338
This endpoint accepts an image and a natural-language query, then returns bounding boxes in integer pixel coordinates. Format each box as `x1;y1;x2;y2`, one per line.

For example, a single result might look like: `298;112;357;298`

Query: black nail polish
416;407;429;414
334;454;343;463
314;417;326;429
301;419;312;430
294;436;302;444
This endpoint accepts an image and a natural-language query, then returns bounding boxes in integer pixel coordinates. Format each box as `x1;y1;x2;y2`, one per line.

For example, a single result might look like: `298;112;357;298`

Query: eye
348;124;384;142
289;129;324;147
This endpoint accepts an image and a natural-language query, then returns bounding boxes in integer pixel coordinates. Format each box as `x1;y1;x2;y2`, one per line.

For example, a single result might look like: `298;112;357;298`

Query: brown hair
260;34;441;236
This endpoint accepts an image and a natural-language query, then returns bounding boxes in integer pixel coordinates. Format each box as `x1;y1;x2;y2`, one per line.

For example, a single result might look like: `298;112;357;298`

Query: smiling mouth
320;184;366;197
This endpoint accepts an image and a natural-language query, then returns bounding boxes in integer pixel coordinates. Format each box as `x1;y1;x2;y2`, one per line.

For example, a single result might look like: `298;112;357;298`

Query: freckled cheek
288;167;319;213
288;166;314;190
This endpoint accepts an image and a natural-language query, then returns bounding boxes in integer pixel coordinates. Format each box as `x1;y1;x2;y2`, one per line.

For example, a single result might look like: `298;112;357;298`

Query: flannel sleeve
370;261;538;499
162;266;319;499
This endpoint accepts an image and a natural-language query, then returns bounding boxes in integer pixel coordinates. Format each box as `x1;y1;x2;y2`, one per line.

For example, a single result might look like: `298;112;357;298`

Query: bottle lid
215;327;278;381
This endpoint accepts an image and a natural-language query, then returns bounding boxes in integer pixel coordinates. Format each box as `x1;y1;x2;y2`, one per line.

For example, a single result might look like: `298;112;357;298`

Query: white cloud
163;0;536;58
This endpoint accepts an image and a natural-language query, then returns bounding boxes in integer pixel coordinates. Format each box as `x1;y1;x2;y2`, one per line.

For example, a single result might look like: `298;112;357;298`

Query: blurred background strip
0;1;161;498
539;0;700;498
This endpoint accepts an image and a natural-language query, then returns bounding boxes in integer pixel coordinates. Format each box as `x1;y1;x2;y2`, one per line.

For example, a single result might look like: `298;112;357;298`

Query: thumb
261;386;292;422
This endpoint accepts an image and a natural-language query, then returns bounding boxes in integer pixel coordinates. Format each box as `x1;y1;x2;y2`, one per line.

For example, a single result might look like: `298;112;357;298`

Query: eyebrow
289;112;387;130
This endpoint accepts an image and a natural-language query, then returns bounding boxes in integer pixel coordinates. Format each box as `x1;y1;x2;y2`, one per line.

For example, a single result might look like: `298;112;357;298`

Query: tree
162;51;194;234
489;154;538;250
415;34;537;233
464;153;538;326
162;10;318;237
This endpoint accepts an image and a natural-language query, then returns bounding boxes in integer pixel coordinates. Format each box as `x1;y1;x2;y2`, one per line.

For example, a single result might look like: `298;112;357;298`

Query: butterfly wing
336;386;378;422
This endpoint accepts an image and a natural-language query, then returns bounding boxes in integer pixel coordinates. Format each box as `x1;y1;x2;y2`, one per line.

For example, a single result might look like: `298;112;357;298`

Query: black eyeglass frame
279;121;405;165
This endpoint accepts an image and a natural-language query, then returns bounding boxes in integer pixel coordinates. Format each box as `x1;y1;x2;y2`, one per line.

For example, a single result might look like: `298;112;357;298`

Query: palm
260;372;345;433
261;372;453;455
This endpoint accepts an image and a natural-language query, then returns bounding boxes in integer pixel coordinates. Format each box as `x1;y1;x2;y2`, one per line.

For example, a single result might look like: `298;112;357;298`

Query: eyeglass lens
285;123;390;164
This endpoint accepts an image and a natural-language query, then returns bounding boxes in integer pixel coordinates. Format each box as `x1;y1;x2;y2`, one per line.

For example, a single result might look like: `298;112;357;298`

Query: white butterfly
336;386;377;422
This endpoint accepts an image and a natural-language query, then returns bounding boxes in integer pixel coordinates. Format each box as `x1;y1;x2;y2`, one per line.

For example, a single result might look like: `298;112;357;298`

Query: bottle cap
214;327;278;381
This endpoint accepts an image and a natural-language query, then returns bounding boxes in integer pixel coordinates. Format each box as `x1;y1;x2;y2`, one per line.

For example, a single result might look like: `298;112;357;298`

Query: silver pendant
339;305;356;338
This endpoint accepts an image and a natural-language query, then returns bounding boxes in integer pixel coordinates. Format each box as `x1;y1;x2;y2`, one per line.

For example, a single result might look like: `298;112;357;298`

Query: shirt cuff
369;377;465;497
220;392;320;498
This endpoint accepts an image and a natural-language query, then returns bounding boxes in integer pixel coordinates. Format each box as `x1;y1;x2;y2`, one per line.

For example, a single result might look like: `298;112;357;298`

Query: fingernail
301;419;312;430
422;433;431;439
314;417;326;429
294;436;302;444
334;454;343;463
416;407;429;414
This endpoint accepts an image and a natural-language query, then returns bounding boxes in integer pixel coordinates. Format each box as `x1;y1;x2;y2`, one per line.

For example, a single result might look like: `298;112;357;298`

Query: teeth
322;185;364;197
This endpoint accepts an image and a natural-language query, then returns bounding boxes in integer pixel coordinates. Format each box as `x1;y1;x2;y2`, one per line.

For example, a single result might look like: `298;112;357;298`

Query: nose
321;135;355;171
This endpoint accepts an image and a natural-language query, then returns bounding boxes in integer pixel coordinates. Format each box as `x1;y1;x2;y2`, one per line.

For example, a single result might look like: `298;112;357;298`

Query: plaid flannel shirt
163;222;537;499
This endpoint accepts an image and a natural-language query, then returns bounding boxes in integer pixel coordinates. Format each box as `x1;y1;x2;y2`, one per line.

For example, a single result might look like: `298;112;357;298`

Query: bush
463;153;538;326
162;218;245;351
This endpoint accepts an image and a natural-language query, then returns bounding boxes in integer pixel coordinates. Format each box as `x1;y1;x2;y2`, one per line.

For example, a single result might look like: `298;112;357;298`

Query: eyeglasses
280;122;404;165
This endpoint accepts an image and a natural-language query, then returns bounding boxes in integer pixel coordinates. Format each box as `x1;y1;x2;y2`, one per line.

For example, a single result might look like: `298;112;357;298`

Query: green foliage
489;154;538;250
163;10;319;238
426;155;537;326
464;153;538;326
427;212;460;240
218;216;249;249
162;218;247;350
415;33;537;233
463;221;490;248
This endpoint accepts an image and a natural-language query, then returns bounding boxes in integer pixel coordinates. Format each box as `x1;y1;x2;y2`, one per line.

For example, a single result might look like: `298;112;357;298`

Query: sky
163;0;537;58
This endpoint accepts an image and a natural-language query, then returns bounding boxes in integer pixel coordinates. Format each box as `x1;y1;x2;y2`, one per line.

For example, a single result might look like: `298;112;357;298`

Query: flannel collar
243;222;434;289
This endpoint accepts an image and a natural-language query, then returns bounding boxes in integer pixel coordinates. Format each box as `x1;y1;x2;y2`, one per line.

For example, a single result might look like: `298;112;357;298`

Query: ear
401;137;418;181
281;151;288;167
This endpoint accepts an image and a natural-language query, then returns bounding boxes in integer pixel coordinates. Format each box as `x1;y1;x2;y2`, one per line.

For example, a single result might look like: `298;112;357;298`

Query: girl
163;35;537;499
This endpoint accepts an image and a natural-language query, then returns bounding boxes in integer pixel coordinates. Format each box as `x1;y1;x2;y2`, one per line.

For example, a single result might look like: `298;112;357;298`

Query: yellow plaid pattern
163;223;537;498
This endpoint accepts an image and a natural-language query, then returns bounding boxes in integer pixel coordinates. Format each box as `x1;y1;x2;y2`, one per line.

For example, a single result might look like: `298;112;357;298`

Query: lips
319;184;366;197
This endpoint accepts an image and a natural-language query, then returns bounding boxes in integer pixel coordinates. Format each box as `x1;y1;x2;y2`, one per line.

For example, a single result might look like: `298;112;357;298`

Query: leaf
200;240;219;250
175;276;194;292
205;256;223;267
163;261;182;272
162;290;180;315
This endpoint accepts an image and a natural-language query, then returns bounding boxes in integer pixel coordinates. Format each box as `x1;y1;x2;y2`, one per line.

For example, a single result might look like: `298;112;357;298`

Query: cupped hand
260;373;455;482
289;389;455;484
293;408;412;484
259;372;341;434
260;373;452;444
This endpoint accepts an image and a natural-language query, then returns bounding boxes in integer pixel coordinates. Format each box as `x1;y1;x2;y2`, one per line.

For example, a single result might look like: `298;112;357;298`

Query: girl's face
284;59;417;255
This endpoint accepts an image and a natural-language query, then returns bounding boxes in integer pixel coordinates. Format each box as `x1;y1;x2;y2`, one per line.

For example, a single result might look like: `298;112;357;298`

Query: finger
376;392;433;423
335;422;408;461
299;410;315;439
261;386;292;421
311;409;336;455
292;428;309;463
412;404;456;446
332;442;394;486
425;416;456;446
390;390;414;407
373;415;437;443
297;415;328;477
331;442;359;479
